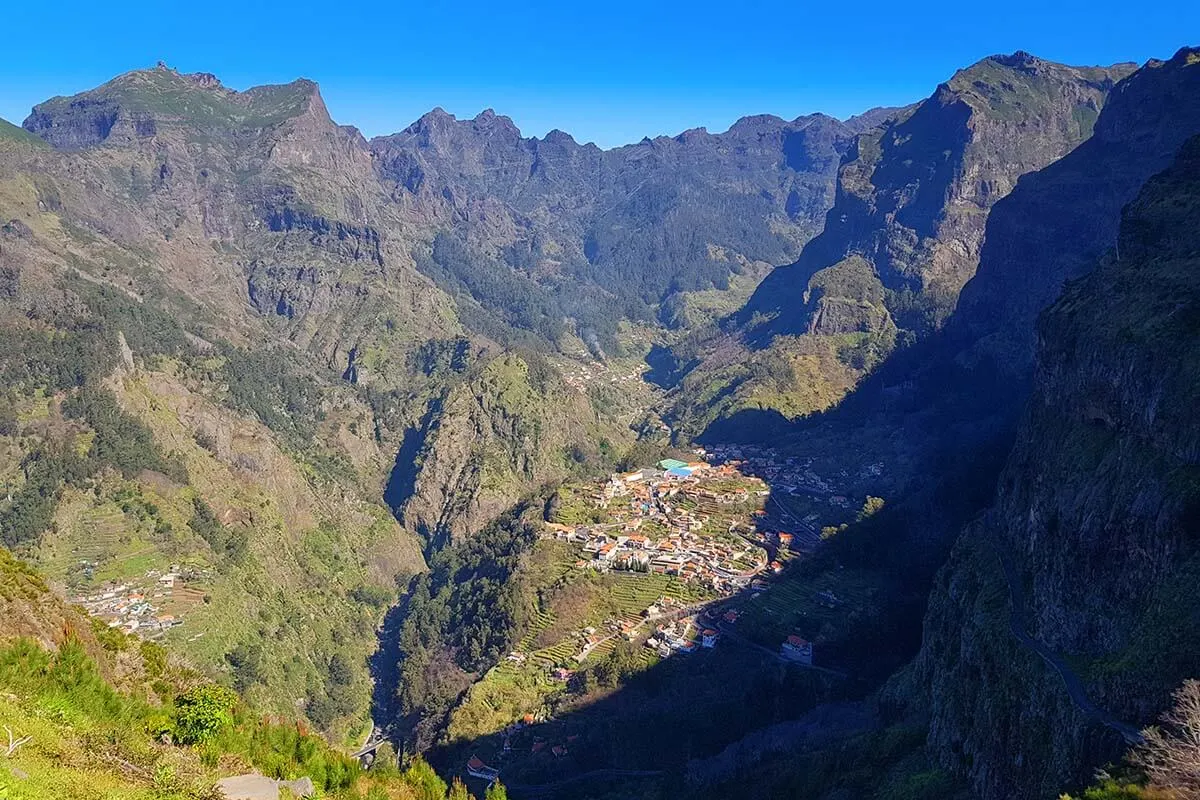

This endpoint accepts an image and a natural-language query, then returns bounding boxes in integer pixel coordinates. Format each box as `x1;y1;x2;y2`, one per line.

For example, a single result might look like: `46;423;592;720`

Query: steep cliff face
752;53;1132;334
665;53;1133;440
863;46;1200;489
953;47;1200;376
915;131;1200;800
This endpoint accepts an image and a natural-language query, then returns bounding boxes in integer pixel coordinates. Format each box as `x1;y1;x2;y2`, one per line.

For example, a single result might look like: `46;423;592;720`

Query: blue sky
2;1;1196;148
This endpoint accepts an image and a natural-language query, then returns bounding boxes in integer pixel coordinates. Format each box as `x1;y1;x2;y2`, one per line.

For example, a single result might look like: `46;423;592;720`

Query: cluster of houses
72;567;192;638
644;610;722;658
700;443;864;530
546;457;777;592
488;714;583;772
557;357;646;395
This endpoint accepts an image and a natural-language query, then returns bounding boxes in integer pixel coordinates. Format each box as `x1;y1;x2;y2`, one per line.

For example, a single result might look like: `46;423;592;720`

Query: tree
857;496;886;522
820;525;844;541
225;643;263;693
0;397;17;436
172;684;238;744
401;757;447;800
1133;679;1200;795
485;781;509;800
327;653;354;686
369;742;399;777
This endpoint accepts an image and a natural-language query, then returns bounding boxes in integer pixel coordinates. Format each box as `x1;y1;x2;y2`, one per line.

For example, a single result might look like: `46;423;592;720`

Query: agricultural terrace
446;540;712;743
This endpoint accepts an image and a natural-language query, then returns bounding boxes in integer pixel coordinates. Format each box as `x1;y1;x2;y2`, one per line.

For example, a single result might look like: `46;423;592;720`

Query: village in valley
452;443;871;783
70;564;209;640
546;443;867;592
547;454;776;592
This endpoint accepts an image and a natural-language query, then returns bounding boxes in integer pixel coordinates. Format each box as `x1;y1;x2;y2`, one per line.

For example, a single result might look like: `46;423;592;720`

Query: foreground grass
0;632;483;800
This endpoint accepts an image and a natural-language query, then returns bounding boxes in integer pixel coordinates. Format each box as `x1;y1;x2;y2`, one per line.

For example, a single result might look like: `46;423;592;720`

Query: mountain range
2;45;1199;800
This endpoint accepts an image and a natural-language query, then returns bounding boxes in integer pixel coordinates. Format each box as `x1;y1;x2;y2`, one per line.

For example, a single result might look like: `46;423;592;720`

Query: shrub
173;684;239;744
225;643;264;693
350;583;393;609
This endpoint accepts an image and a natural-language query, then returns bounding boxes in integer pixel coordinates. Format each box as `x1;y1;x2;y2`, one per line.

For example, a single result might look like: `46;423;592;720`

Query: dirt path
215;774;314;799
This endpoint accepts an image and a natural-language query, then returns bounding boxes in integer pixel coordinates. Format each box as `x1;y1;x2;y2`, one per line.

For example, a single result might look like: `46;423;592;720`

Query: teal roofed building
658;458;688;470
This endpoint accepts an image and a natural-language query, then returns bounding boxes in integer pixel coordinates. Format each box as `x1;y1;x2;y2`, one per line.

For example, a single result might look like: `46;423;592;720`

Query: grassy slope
0;118;49;148
0;550;481;800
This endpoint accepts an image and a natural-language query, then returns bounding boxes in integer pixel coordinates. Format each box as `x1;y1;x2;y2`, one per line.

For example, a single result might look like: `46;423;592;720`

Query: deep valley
1;38;1199;800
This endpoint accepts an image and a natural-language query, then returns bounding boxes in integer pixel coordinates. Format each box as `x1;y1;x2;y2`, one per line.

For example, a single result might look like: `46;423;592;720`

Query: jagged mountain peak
987;49;1047;70
472;107;515;127
843;104;912;132
726;113;790;132
539;128;581;146
672;125;709;143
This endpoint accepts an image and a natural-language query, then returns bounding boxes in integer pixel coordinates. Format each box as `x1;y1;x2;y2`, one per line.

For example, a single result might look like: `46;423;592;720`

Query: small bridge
352;737;388;762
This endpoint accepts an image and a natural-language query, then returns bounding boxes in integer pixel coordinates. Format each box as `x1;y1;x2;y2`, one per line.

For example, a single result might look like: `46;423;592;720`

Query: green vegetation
417;232;571;347
172;684;240;744
217;345;325;443
63;387;188;482
0;547;481;799
0;634;482;799
0;444;88;548
0;118;49;148
0;384;187;550
187;497;247;561
396;500;543;732
0;263;426;737
1060;778;1163;800
27;66;316;141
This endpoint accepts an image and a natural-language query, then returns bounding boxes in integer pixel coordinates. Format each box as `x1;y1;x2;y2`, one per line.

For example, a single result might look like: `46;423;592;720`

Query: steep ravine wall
913;133;1200;799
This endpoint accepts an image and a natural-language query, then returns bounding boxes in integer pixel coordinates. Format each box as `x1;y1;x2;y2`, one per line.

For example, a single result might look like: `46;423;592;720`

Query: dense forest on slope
387;500;545;749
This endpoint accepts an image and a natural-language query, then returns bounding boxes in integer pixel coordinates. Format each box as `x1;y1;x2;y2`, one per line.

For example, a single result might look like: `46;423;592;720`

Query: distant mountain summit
664;52;1137;441
23;62;326;149
742;52;1135;338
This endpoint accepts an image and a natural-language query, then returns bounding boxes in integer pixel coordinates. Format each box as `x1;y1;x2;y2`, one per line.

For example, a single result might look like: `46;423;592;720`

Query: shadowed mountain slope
664;53;1136;440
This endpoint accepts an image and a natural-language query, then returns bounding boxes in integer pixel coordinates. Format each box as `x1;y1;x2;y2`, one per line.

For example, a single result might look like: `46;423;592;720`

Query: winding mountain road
992;544;1143;745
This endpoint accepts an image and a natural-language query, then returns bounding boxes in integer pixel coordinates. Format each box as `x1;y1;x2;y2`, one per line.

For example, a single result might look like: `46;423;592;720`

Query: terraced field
735;567;879;645
517;608;557;653
602;572;709;612
446;539;722;743
37;492;144;585
532;639;577;668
